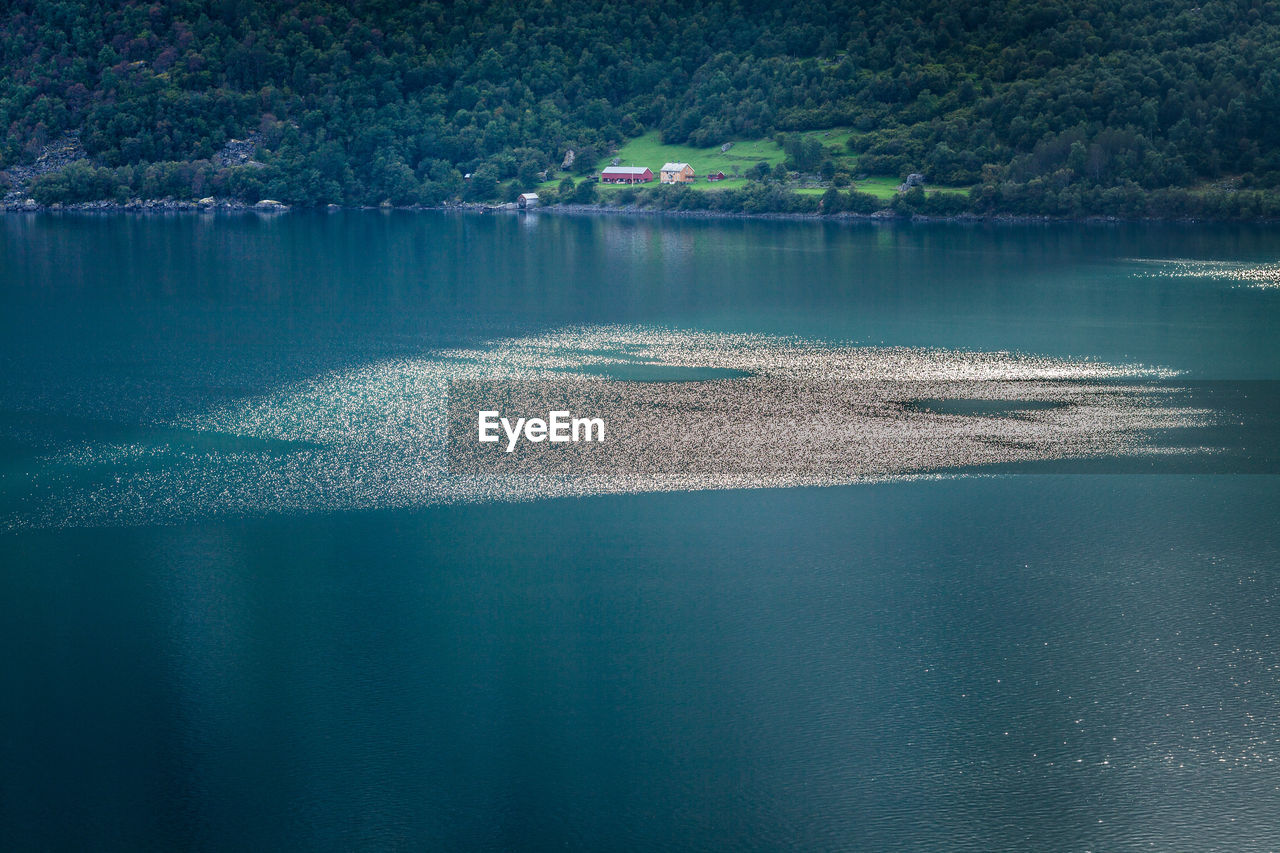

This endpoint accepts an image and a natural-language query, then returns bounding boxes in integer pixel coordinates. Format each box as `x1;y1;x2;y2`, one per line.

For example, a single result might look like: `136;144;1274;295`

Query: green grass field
597;131;787;178
852;176;899;199
537;128;971;202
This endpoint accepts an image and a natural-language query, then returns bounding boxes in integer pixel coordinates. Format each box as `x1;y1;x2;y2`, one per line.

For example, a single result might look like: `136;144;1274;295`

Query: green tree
464;168;497;201
820;187;845;214
573;178;597;204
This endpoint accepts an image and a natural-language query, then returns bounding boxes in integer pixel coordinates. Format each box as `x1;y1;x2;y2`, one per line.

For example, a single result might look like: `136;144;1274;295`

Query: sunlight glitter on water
1128;259;1280;288
7;326;1210;528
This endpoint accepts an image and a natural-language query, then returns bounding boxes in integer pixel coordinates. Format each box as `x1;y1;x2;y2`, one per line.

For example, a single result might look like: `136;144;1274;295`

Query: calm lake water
2;212;1279;851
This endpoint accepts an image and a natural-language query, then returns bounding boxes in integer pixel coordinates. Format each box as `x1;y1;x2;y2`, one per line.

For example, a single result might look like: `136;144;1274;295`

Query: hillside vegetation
3;0;1280;217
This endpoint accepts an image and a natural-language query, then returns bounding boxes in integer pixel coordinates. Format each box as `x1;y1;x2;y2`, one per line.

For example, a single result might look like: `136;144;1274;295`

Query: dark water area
2;212;1279;850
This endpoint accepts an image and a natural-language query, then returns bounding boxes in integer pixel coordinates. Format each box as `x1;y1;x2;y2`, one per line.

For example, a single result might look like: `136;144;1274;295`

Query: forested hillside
3;0;1280;216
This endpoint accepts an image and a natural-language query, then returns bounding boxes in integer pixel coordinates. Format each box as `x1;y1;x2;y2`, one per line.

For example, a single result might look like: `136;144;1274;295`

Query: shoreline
0;197;1263;225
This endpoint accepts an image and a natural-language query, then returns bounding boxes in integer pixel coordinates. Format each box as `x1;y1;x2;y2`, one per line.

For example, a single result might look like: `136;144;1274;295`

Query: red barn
600;166;654;184
707;171;727;181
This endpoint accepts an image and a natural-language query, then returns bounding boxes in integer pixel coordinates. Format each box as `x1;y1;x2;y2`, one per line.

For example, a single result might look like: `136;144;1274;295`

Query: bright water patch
1128;258;1280;289
2;326;1215;528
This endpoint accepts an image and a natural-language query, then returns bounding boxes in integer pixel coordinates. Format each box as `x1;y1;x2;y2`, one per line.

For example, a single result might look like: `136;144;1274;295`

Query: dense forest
2;0;1280;217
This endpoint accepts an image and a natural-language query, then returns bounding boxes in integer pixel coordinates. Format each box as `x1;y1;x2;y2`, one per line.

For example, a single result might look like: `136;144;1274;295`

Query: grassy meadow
539;130;971;203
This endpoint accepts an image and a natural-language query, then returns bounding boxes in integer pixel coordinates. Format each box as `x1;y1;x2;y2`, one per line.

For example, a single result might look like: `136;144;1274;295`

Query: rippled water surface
2;213;1279;851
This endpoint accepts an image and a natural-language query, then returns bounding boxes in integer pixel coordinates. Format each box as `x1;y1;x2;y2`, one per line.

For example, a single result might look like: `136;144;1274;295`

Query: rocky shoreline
0;196;295;213
0;197;1227;225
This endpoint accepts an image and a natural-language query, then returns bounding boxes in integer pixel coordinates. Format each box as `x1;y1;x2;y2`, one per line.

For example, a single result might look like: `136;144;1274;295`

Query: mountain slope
2;0;1279;216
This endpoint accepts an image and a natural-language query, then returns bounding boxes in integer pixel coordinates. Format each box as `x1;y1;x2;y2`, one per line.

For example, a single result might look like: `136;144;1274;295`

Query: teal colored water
2;212;1279;850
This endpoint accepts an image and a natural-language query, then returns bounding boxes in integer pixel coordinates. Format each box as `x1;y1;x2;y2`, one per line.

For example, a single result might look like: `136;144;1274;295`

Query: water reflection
1128;258;1280;289
4;325;1221;528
